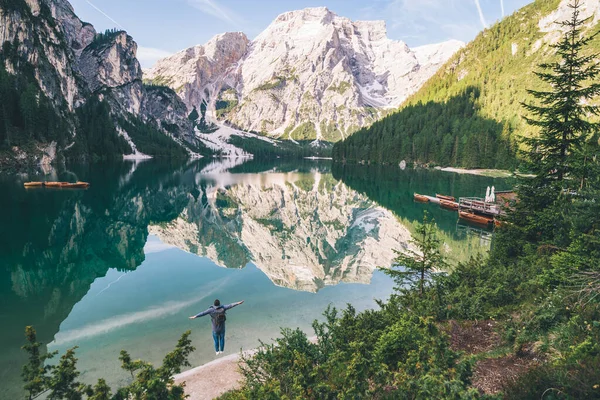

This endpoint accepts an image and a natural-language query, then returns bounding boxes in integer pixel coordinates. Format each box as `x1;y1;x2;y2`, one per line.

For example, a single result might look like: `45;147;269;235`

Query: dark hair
214;299;220;306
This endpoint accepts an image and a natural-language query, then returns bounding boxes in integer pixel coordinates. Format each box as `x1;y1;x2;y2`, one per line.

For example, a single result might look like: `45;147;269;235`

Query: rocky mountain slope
0;0;204;169
332;0;600;167
145;7;463;142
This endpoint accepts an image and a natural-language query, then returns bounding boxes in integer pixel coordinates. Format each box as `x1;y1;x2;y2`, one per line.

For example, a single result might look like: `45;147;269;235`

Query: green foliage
255;77;285;91
522;0;600;184
143;82;174;93
502;355;600;400
289;122;317;141
228;136;332;159
0;58;69;149
187;107;199;122
68;98;132;161
193;102;219;133
48;347;90;400
21;326;58;400
224;306;477;399
21;327;195;400
319;121;343;142
327;81;351;95
333;88;517;168
383;212;448;296
142;75;172;87
215;99;238;119
87;29;126;50
118;117;189;159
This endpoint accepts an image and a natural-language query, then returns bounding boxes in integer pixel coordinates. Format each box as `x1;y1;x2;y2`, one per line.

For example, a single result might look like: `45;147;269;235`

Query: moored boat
24;181;91;189
436;194;456;202
414;193;429;203
44;182;65;187
459;211;493;226
61;182;90;189
440;200;459;211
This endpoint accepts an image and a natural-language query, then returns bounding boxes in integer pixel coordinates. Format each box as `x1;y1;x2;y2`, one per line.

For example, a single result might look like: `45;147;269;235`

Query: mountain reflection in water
150;168;414;292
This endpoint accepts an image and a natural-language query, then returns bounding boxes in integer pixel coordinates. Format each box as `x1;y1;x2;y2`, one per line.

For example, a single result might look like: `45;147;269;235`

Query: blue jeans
212;329;225;352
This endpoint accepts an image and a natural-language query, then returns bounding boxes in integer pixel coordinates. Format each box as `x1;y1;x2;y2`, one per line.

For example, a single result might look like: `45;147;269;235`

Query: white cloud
375;0;482;45
186;0;241;26
137;46;172;68
50;277;232;346
50;296;201;346
474;0;489;28
85;0;125;30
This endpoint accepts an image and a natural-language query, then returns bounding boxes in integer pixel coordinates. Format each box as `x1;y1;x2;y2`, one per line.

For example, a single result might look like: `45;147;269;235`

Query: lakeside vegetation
0;42;71;152
228;135;332;159
332;88;517;169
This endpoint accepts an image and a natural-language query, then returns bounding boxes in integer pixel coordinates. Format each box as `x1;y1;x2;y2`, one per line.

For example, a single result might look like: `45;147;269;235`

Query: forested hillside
333;0;600;168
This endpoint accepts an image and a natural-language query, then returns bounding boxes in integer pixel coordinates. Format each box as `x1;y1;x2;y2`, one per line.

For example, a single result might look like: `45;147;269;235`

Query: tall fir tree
522;0;600;184
383;212;447;297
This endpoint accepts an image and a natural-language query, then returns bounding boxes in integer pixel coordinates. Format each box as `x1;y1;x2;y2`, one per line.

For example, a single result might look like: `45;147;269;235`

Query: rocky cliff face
149;171;414;292
146;7;463;142
79;31;144;115
0;0;199;166
145;32;249;118
1;0;85;113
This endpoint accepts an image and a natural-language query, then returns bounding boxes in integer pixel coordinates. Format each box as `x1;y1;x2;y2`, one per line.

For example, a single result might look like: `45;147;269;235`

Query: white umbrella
491;186;496;203
485;186;491;202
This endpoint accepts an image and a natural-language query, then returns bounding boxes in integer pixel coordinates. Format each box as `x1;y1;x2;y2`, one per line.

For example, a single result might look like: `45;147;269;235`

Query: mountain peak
275;7;334;23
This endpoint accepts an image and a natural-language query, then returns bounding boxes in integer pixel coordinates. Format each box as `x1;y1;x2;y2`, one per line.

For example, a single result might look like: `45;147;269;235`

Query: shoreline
435;167;514;178
174;350;255;400
175;336;318;399
436;166;534;178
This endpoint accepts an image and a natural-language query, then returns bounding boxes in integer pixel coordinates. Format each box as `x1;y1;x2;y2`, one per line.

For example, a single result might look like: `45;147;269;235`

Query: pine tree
522;0;600;184
21;326;195;400
21;326;57;400
383;212;447;297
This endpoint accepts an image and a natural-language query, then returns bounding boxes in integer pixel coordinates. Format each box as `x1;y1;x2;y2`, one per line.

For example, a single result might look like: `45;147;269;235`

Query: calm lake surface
0;159;514;398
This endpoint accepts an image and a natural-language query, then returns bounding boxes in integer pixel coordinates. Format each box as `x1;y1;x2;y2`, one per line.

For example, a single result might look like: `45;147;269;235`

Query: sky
69;0;534;68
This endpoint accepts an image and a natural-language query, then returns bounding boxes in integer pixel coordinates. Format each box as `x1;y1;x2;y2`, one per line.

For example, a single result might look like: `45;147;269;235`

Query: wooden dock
414;192;514;229
458;197;504;217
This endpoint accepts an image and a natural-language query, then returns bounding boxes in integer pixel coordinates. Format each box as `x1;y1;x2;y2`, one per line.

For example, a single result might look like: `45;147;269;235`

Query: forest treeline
333;88;518;169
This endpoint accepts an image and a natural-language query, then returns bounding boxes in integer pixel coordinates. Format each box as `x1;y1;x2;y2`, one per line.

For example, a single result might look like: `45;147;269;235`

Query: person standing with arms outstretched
189;299;244;355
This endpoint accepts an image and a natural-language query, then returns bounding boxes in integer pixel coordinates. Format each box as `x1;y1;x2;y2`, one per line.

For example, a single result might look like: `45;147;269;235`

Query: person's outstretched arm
189;308;212;319
223;300;244;310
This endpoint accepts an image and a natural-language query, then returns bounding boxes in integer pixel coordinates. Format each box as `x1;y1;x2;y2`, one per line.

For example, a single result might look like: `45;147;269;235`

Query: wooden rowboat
43;182;65;187
440;200;459;211
436;194;456;202
23;181;90;189
414;193;429;203
61;182;90;189
459;211;493;226
24;182;44;187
